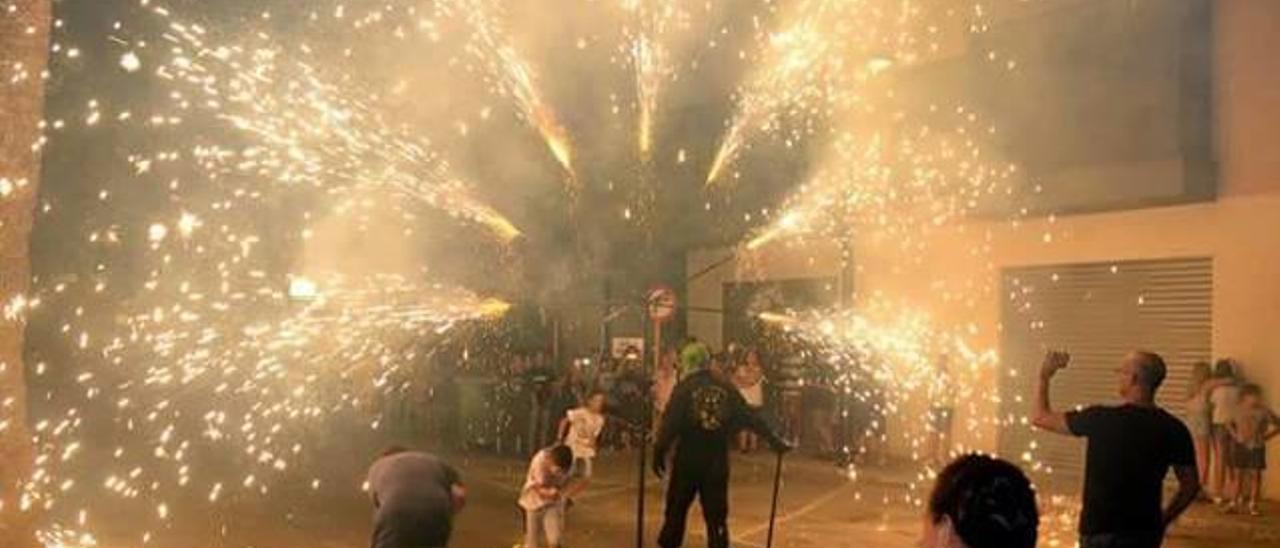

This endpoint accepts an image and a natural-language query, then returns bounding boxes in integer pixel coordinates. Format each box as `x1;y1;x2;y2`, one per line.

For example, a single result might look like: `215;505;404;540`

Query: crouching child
519;445;575;548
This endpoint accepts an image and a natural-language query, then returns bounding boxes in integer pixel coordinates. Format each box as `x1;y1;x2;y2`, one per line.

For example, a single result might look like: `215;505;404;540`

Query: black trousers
658;454;731;548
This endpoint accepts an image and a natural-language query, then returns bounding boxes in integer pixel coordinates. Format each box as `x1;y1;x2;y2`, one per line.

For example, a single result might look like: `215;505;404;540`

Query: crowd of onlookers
383;339;895;465
364;344;1276;548
1186;358;1279;516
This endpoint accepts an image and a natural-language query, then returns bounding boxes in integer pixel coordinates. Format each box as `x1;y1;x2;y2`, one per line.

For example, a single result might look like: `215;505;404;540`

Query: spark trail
451;0;576;181
704;0;944;186
743;107;1019;252
147;12;522;242
11;3;519;544
623;0;687;157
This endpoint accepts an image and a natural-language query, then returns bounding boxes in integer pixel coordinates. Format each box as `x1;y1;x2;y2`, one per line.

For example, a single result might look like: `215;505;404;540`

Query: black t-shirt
1066;404;1195;536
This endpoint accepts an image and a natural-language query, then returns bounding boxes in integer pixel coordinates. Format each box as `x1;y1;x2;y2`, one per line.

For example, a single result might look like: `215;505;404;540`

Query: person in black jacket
654;343;790;548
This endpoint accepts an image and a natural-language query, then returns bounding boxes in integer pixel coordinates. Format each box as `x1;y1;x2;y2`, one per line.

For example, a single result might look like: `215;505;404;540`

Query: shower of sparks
7;2;524;543
706;0;878;186
140;10;522;243
744;108;1020;252
2;0;1040;543
756;304;996;464
623;0;687;157
451;0;576;181
759;301;1074;545
704;0;980;186
23;271;507;542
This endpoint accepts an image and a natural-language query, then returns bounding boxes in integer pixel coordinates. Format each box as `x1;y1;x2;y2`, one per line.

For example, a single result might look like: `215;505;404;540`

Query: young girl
557;391;606;498
1208;359;1241;502
1185;361;1231;489
1226;384;1279;515
652;348;677;420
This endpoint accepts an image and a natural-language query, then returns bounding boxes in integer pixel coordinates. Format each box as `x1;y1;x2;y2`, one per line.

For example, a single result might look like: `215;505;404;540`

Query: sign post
637;285;677;548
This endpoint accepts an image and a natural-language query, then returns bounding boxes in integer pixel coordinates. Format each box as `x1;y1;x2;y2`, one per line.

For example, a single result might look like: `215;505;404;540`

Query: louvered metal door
998;257;1213;480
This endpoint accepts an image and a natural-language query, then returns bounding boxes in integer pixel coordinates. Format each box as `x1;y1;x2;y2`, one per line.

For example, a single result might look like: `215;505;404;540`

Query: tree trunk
0;0;53;545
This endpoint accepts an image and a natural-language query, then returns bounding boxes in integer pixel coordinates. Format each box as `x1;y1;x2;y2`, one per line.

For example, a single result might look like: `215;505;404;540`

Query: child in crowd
557;391;607;499
652;348;677;420
1209;359;1242;501
1226;384;1279;516
519;445;575;548
733;349;766;453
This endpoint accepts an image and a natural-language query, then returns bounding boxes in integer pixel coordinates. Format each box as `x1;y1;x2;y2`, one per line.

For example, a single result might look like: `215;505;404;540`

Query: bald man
1033;350;1199;548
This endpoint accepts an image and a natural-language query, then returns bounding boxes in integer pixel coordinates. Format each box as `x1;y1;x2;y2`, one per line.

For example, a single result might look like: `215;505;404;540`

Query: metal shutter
998;257;1212;480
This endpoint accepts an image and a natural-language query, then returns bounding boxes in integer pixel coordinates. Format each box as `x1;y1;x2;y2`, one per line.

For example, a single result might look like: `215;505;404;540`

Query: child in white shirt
557;391;606;498
518;445;574;548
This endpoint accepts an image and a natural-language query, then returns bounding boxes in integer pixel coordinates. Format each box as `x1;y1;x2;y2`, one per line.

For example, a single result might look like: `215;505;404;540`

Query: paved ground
81;450;1280;547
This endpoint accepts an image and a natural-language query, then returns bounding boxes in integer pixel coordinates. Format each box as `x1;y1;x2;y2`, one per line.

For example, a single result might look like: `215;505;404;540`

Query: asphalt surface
77;450;1280;547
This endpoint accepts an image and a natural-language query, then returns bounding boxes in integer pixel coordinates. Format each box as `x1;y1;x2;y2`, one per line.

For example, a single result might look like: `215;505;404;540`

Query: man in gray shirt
367;447;467;548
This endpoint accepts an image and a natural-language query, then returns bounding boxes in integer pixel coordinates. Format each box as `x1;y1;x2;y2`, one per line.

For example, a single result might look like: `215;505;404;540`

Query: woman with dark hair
921;454;1039;548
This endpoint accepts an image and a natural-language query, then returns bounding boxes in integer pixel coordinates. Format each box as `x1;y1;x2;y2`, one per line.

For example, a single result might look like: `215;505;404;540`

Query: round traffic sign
647;286;677;321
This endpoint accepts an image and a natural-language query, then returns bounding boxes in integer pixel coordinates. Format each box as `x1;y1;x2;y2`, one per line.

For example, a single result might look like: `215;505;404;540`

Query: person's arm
1032;351;1072;435
527;454;561;500
535;482;561;499
442;464;466;514
1198;378;1228;399
557;413;572;444
450;483;467;514
1163;424;1199;528
1265;410;1280;441
366;464;382;509
1164;464;1199;527
653;385;687;477
1164;465;1200;528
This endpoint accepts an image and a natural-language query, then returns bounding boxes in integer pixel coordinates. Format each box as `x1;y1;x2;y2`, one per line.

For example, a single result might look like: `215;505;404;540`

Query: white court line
578;483;637;501
730;480;853;547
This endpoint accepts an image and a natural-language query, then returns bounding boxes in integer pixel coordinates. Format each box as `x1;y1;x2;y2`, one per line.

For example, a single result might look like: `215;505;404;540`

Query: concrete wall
687;0;1280;491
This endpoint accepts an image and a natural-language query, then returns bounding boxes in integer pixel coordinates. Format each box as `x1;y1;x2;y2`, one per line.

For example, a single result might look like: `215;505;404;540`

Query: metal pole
636;316;658;548
635;399;648;548
765;450;785;548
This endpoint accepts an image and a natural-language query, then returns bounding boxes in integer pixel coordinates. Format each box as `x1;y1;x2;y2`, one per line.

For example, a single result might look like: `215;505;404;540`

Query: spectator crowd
363;340;1276;548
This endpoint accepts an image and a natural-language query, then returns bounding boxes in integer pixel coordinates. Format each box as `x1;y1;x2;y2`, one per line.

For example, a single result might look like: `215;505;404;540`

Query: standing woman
1208;359;1242;502
653;348;678;422
734;349;767;453
1185;361;1228;490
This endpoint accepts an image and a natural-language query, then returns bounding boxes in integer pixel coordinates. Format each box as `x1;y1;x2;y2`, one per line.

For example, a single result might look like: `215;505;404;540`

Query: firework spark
743;108;1019;252
704;0;953;186
623;0;687;157
452;0;576;180
144;14;523;242
14;3;519;543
